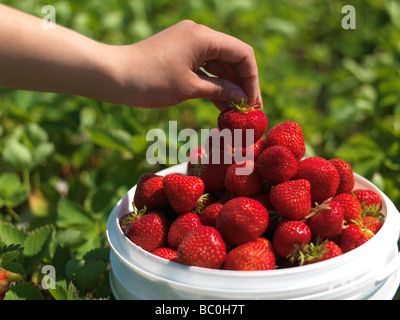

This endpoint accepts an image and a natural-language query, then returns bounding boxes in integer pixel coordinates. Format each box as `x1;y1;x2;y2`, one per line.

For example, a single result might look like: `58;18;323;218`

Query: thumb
192;73;248;107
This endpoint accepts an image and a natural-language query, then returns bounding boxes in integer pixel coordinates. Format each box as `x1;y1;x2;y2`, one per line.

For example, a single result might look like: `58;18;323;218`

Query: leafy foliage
0;0;399;299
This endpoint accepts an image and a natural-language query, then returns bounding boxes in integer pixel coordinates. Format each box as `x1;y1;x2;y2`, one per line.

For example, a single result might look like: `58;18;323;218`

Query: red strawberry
264;121;305;161
216;197;269;246
339;223;373;253
353;189;382;216
177;226;226;269
362;216;383;235
0;269;7;281
256;145;298;183
167;212;202;249
224;160;263;197
151;247;178;262
200;202;223;227
329;158;355;194
294;157;340;203
223;241;275;271
199;151;232;193
257;236;277;259
187;146;205;176
306;200;344;238
272;220;312;258
250;193;272;209
163;174;205;214
217;101;268;148
134;173;169;210
239;138;267;162
125;209;169;252
269;179;312;220
332;193;361;224
299;239;342;265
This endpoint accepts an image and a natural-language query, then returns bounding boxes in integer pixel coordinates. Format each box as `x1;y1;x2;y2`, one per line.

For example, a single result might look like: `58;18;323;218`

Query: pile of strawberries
120;101;384;271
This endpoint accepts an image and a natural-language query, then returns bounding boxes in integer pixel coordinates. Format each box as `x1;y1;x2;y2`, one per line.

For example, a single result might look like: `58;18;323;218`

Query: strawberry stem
228;98;253;113
121;203;147;229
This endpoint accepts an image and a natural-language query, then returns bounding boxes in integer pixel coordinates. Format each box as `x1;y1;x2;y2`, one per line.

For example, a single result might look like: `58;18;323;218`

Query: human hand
109;20;262;110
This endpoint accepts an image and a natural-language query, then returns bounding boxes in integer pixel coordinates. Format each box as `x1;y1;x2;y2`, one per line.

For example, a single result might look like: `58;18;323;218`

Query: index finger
201;30;261;107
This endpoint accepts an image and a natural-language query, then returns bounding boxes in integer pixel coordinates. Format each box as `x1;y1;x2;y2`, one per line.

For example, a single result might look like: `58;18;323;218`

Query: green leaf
48;281;81;300
7;185;30;208
0;222;27;245
0;244;24;269
0;173;23;200
56;198;94;228
30;141;55;168
4;281;43;300
86;127;134;153
25;123;49;145
21;225;54;274
76;260;108;286
2;139;32;171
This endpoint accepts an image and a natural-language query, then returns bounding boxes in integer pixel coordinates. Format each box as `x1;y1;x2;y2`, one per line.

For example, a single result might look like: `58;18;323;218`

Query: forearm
0;6;261;109
0;4;120;103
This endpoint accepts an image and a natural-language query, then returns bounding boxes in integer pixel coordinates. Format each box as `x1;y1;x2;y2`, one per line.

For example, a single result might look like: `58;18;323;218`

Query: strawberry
332;193;361;224
256;145;298;183
298;239;342;265
199;151;232;193
134;173;169;210
163;174;205;214
239;138;267;162
200;202;223;227
306;200;344;238
217;100;268;148
272;220;312;259
167;212;202;249
264;121;305;161
177;226;226;269
223;241;275;271
362;216;383;235
250;192;272;210
269;179;312;220
125;209;169;252
187;146;205;176
339;223;373;253
329;158;355;194
353;189;382;216
151;247;178;262
257;236;277;259
294;157;340;203
0;269;7;281
216;197;269;246
224;160;263;197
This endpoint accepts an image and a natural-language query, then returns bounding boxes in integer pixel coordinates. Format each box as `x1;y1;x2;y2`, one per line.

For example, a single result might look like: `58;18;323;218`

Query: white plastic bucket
106;163;400;300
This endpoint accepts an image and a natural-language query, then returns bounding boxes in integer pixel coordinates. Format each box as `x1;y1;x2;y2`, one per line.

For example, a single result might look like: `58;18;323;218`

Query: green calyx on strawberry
294;237;343;266
227;99;257;113
120;203;147;231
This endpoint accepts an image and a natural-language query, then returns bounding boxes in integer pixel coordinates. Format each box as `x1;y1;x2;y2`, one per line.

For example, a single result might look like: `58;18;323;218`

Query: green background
0;0;399;299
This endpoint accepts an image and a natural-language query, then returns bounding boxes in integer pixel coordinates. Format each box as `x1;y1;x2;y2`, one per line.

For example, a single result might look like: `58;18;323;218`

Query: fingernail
229;88;248;103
